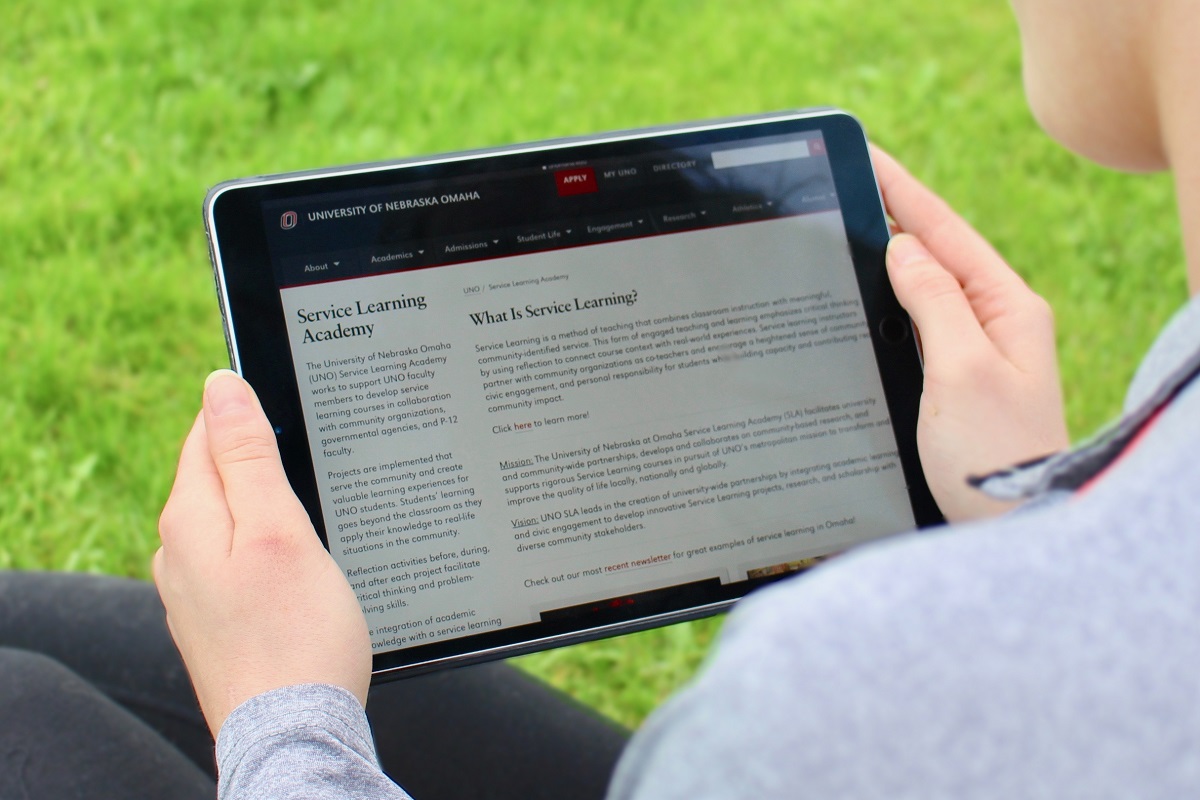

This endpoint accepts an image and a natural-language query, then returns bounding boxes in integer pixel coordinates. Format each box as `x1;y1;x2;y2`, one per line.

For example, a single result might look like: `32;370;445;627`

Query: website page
265;132;916;653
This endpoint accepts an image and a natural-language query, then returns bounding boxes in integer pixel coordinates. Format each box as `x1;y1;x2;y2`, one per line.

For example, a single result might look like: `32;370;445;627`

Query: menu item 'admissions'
204;109;941;678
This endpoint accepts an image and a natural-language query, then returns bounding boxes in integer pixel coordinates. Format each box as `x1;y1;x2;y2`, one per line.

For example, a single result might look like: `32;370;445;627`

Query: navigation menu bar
269;132;838;288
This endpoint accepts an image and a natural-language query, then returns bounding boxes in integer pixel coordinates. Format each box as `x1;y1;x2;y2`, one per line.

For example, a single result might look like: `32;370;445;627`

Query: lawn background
1;0;1186;728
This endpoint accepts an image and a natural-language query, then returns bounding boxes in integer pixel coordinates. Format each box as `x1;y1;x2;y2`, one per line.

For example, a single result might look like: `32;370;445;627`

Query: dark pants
0;572;627;799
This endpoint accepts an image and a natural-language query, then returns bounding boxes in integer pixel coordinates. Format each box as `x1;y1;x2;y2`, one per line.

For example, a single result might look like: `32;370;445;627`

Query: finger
149;547;182;649
886;233;993;365
159;411;234;555
149;549;181;643
870;145;1031;324
871;145;1052;363
202;370;305;531
150;546;172;603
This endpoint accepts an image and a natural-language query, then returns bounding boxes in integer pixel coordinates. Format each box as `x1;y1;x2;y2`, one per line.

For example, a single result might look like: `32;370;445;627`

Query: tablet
204;109;941;679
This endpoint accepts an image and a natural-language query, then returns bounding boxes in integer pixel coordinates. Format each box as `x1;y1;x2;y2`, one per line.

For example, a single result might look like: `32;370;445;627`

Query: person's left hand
154;370;372;737
872;145;1071;521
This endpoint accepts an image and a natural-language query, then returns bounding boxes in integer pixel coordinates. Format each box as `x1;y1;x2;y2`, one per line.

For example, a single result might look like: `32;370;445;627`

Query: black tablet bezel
205;109;942;679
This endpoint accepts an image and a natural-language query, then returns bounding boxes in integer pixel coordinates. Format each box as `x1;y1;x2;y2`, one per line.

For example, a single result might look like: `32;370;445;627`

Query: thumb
202;370;300;528
886;233;990;366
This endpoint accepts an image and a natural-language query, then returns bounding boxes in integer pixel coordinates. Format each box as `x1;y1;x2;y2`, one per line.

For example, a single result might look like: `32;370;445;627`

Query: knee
0;647;93;786
0;647;214;799
0;648;84;713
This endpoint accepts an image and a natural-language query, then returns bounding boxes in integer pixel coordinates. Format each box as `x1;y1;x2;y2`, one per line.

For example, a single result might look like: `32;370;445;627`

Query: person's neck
1153;0;1200;294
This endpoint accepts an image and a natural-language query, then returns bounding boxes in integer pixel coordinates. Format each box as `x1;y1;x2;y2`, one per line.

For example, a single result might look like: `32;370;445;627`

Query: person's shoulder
1125;293;1200;411
613;488;1200;799
730;435;1200;668
719;517;1048;683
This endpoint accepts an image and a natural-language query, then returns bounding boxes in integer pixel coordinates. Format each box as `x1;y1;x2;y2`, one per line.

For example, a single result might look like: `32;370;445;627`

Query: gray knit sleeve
216;683;412;800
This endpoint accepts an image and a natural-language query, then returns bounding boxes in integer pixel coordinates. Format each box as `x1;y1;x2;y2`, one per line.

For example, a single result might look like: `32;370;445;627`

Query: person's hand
154;370;371;737
872;145;1070;522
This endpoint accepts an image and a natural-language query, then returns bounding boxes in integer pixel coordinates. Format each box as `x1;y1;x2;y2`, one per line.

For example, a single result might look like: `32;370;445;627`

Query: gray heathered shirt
219;295;1200;799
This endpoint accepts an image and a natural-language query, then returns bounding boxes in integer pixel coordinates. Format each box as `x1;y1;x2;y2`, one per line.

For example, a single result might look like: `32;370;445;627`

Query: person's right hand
872;145;1071;522
154;370;372;737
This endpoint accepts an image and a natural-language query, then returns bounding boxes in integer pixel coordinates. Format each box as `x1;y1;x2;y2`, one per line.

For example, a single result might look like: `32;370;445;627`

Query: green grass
1;0;1186;728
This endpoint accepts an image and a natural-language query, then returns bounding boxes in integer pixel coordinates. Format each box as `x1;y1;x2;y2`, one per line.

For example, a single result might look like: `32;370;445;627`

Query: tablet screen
208;111;939;675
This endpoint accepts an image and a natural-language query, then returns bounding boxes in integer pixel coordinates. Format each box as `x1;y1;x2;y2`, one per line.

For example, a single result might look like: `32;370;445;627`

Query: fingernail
887;233;930;268
204;369;251;416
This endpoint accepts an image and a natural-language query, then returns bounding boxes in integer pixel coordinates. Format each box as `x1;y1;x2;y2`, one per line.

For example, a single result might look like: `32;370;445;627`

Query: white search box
711;140;811;169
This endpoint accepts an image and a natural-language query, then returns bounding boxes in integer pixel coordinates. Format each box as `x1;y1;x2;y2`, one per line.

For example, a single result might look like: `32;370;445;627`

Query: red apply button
555;167;598;196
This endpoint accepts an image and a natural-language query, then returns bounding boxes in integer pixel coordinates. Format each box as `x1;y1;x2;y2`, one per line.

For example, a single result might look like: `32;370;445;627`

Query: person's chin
1027;86;1167;173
